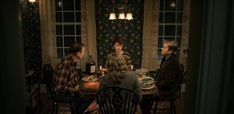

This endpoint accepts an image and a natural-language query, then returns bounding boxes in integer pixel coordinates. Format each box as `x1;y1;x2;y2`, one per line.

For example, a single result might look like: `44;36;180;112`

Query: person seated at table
101;54;141;101
53;42;90;114
84;54;142;114
101;37;133;72
155;39;181;97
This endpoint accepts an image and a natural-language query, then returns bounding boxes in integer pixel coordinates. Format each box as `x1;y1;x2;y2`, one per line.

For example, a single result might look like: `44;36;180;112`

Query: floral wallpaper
95;0;144;69
22;2;42;76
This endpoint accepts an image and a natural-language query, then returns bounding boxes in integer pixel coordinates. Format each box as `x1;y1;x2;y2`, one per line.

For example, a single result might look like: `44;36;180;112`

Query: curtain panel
39;0;57;68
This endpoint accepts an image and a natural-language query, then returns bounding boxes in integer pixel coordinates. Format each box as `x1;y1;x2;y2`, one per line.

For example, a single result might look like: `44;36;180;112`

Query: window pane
56;36;63;47
177;12;183;23
164;12;176;23
76;12;81;22
158;37;164;48
57;48;63;58
177;25;182;36
75;0;81;11
64;25;75;35
55;0;62;11
165;0;176;11
165;25;176;36
56;12;62;22
165;37;175;40
64;12;75;22
158;25;163;36
76;36;81;42
176;37;181;48
65;48;71;56
56;25;62;35
158;49;163;59
160;0;164;11
76;25;81;35
64;37;75;47
63;0;74;11
177;0;184;11
159;12;164;23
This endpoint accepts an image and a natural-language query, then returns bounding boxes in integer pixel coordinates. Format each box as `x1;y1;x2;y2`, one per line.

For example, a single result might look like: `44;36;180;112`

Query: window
55;0;81;58
157;0;183;59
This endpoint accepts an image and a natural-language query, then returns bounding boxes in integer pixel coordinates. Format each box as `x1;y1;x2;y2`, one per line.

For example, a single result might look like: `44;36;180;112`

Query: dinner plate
82;75;98;82
141;85;156;90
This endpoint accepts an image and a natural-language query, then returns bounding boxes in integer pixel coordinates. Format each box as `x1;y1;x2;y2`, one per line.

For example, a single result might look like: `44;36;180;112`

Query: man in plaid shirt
53;42;86;114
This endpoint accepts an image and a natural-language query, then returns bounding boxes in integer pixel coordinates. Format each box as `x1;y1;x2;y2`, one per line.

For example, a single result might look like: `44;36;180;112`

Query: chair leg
172;101;176;114
154;100;159;114
170;101;173;114
70;102;74;114
29;97;34;114
170;100;176;114
51;102;56;114
55;102;59;114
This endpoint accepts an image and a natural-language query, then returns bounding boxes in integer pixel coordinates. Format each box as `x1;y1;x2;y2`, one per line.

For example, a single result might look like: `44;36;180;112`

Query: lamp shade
109;13;117;20
29;0;36;2
118;13;125;19
126;13;133;20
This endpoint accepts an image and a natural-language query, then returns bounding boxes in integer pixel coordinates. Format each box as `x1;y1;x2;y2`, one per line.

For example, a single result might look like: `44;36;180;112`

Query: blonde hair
163;39;178;54
106;54;128;84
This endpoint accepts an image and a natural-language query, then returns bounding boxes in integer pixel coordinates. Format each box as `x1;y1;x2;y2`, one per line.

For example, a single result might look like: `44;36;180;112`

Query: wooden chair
42;64;76;114
96;86;139;114
153;64;185;114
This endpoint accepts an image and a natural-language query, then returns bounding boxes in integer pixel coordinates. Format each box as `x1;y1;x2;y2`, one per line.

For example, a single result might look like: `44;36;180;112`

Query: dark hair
112;37;124;45
70;42;84;54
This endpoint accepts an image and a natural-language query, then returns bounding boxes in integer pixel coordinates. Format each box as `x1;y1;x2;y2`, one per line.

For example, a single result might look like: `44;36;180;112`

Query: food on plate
83;82;100;90
139;76;155;89
82;75;98;82
136;68;149;75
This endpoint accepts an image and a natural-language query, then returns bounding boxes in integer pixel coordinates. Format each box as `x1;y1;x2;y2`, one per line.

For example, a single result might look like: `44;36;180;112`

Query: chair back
42;64;55;99
177;64;185;98
96;86;139;114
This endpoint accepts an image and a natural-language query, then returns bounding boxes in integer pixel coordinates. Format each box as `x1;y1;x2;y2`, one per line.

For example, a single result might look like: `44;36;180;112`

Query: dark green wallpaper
22;2;42;76
96;0;144;69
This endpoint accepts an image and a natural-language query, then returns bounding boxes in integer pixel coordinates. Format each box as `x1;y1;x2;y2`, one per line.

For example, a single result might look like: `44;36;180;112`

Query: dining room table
78;73;157;114
79;73;157;94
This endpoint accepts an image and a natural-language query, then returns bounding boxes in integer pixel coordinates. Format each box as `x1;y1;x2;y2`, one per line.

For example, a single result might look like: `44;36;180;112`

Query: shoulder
125;71;137;80
122;51;130;56
107;53;115;59
57;55;73;68
101;74;110;83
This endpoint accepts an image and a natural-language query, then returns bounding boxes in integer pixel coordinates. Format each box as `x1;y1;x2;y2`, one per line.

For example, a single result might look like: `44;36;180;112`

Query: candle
131;65;134;70
99;65;102;70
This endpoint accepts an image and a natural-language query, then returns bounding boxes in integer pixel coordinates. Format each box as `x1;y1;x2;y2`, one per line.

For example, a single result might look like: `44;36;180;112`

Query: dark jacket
100;71;142;101
156;54;180;94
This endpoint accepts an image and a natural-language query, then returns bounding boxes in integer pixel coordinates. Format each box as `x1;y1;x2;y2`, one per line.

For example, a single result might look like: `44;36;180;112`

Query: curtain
179;0;190;69
81;0;97;69
141;0;160;70
39;0;57;68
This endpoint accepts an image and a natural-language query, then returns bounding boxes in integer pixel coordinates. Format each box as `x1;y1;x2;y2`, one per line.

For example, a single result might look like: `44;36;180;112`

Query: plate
141;85;156;90
82;75;98;82
136;68;149;75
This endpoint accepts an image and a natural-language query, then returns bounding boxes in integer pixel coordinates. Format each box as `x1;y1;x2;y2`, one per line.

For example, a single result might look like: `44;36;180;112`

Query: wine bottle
85;55;96;75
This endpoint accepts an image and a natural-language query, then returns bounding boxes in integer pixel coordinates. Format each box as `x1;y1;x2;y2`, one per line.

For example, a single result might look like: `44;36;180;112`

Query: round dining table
79;74;157;98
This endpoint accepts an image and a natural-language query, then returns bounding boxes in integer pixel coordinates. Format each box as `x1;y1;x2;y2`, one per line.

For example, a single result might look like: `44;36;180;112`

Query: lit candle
131;65;134;70
99;65;102;70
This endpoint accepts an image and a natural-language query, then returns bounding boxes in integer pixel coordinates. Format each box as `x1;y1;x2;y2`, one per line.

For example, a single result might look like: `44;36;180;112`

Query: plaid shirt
53;54;79;94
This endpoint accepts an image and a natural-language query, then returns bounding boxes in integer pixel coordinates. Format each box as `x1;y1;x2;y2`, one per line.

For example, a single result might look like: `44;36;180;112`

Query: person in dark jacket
156;39;181;96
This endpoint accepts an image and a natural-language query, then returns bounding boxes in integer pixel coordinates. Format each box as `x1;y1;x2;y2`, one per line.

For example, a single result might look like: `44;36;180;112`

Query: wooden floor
31;93;184;114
